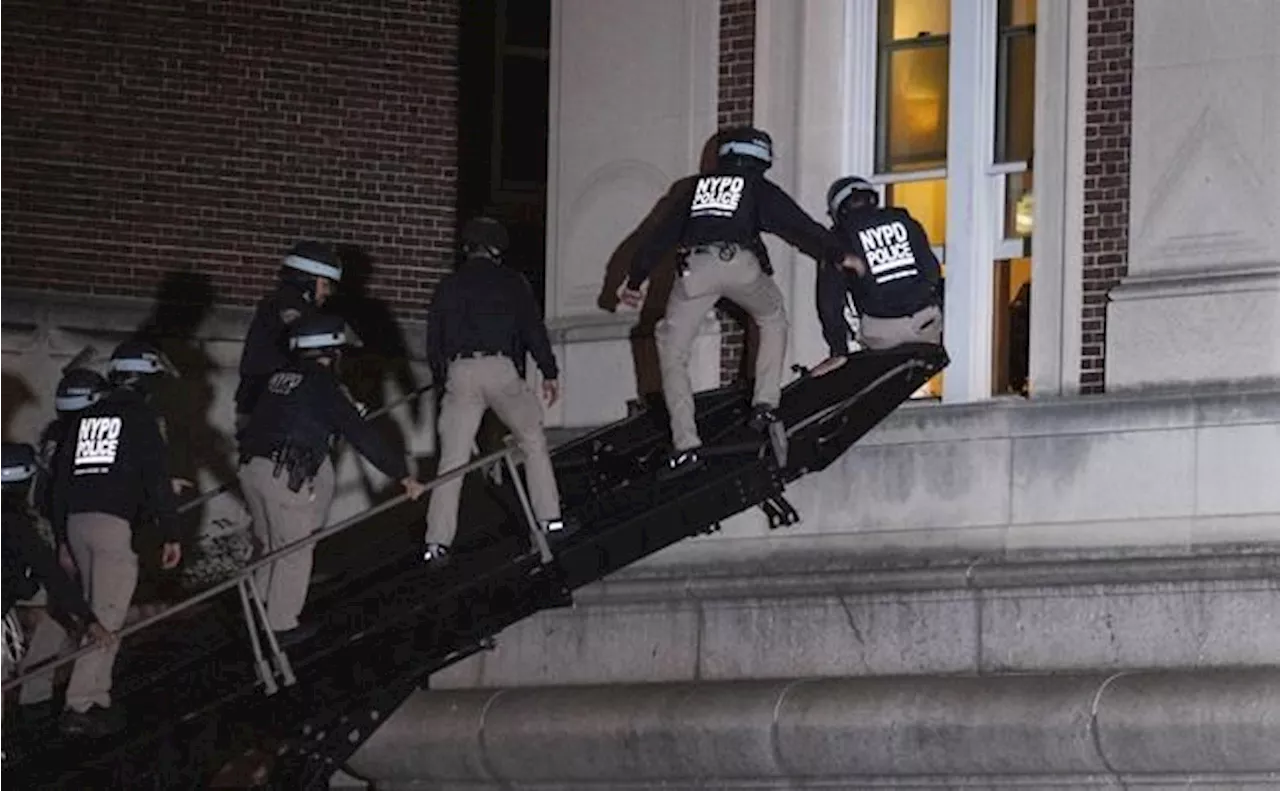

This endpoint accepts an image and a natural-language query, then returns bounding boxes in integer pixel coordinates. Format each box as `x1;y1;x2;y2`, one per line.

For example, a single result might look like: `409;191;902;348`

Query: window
885;179;947;245
991;0;1035;395
884;177;948;399
993;257;1031;395
491;0;551;195
876;0;951;398
861;0;1038;401
994;0;1036;164
875;0;951;173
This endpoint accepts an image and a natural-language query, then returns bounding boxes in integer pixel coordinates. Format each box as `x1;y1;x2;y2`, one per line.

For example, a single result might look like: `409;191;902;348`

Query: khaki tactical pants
64;513;137;713
657;245;787;451
859;304;943;350
238;456;336;632
425;355;560;548
17;609;75;705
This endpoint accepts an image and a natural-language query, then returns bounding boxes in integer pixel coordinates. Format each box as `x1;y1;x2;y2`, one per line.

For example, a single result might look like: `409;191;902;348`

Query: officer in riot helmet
811;176;942;377
49;340;184;737
619;126;860;475
423;215;566;567
3;443;113;686
234;240;343;431
15;367;111;709
237;313;426;646
34;368;110;524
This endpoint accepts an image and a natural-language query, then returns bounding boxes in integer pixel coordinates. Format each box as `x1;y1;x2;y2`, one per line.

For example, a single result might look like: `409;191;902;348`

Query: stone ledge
580;547;1280;605
350;668;1280;789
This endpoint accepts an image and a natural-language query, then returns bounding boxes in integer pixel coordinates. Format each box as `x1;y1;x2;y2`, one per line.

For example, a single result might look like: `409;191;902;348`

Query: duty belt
242;442;324;494
450;350;504;363
682;241;740;262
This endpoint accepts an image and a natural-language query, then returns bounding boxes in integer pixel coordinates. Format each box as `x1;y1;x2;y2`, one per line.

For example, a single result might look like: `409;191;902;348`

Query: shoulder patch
280;308;302;324
268;371;305;396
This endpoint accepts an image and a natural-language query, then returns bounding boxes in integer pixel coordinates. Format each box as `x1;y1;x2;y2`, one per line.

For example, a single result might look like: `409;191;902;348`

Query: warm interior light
1014;191;1034;237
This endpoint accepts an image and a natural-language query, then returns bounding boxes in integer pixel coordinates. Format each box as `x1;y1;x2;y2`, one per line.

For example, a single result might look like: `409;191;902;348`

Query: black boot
423;542;451;568
658;447;704;480
543;517;580;540
271;621;319;649
749;403;788;466
60;704;124;738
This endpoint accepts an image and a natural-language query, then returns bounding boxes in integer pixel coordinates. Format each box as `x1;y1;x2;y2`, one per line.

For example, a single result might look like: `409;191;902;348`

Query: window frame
858;0;1043;403
993;0;1037;165
874;0;952;174
490;0;552;201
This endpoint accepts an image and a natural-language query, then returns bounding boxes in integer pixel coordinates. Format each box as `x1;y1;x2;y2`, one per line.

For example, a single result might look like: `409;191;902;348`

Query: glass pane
503;0;550;49
882;45;950;171
883;0;951;40
1003;169;1034;239
885;178;947;400
992;257;1031;395
885;178;947;244
498;54;549;185
1000;0;1037;28
995;32;1036;163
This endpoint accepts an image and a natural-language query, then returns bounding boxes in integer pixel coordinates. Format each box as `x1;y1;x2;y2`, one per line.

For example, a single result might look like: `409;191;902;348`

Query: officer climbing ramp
2;340;947;789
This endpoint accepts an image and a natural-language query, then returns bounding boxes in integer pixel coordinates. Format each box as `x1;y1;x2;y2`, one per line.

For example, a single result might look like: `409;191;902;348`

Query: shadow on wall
316;245;434;582
2;371;37;441
331;244;422;485
131;270;236;602
595;132;753;402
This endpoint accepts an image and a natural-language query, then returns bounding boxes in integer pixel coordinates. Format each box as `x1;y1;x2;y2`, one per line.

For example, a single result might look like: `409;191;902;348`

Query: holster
269;441;323;494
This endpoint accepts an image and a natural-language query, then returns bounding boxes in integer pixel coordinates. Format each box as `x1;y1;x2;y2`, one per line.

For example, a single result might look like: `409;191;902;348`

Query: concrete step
432;547;1280;689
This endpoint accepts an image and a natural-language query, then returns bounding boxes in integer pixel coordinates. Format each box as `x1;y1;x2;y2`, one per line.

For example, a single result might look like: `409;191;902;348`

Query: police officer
3;443;112;685
34;368;111;527
811;176;942;377
18;367;111;707
238;313;426;645
423;216;564;567
235;241;342;431
618;126;855;475
50;341;184;737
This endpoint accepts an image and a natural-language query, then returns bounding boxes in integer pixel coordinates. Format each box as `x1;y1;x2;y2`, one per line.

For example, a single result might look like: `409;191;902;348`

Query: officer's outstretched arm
514;274;560;386
137;407;183;568
758;180;848;266
324;378;410;484
425;280;451;386
626;177;698;292
815;262;855;358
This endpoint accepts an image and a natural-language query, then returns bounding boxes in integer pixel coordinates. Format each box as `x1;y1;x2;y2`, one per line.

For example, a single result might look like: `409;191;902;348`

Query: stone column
542;0;721;427
1106;0;1280;389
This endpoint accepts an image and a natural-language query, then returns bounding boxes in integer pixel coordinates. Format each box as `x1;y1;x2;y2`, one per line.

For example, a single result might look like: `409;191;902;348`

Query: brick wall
1;1;459;322
1080;0;1134;393
717;0;756;385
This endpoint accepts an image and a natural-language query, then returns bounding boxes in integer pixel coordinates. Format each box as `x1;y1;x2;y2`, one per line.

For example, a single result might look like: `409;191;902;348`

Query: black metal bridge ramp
1;343;947;789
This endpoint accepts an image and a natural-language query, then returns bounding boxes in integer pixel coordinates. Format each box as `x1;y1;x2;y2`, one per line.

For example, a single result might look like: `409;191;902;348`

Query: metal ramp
1;343;948;789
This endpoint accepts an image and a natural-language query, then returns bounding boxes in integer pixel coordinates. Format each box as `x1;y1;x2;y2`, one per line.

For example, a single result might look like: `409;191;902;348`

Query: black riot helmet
460;216;510;261
108;339;180;393
288;312;349;362
716;126;774;173
279;240;343;305
2;442;37;494
827;176;881;224
55;368;109;416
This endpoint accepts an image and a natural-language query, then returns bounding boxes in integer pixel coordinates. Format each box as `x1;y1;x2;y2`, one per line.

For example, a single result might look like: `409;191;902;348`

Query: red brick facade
717;0;757;385
1;1;459;322
1080;0;1134;393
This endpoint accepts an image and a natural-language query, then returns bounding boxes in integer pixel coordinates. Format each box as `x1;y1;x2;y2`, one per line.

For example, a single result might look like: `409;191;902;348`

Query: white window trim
841;0;1082;402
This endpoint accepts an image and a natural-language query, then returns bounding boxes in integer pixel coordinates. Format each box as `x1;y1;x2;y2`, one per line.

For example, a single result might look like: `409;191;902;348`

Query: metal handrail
177;381;438;515
2;441;520;692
